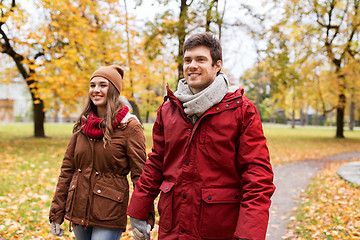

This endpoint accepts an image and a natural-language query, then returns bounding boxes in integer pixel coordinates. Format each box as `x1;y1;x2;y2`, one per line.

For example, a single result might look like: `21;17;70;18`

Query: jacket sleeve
234;99;275;240
126;119;147;186
49;133;77;224
126;119;155;225
127;105;165;220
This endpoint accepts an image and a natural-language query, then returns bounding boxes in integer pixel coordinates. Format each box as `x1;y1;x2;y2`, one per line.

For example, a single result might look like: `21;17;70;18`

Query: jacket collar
166;84;189;122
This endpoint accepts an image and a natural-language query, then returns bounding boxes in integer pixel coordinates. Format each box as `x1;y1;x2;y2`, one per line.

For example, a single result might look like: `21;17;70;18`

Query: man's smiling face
183;45;222;94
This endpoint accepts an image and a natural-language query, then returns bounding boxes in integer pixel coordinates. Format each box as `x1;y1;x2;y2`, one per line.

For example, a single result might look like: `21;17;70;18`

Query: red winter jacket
127;86;275;240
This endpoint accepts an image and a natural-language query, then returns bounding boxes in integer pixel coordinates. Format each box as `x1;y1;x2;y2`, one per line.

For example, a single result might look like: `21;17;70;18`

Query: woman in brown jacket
49;65;150;239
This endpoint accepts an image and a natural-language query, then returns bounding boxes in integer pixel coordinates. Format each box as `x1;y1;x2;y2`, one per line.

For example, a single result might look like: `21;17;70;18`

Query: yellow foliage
1;0;179;123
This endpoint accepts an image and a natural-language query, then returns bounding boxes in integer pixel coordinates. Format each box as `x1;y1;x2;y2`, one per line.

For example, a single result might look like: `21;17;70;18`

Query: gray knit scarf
174;72;229;124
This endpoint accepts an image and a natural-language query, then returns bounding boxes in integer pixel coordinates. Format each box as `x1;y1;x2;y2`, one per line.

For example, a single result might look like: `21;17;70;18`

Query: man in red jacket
127;32;275;240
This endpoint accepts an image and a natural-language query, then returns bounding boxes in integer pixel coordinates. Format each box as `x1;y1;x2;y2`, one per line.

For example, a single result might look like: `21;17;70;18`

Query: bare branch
328;0;349;46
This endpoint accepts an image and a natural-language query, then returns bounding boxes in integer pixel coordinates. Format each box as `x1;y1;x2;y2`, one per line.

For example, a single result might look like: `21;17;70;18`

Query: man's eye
184;59;191;63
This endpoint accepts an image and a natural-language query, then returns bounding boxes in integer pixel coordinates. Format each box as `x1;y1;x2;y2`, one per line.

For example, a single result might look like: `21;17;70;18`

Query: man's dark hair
183;32;222;66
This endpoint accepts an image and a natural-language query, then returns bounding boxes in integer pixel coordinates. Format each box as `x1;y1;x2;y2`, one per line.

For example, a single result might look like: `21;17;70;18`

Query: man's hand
130;217;151;240
50;222;64;237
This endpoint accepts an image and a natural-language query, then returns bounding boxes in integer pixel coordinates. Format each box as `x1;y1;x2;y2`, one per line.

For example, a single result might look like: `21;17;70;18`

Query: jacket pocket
65;174;78;212
199;187;241;239
92;182;125;221
158;181;175;232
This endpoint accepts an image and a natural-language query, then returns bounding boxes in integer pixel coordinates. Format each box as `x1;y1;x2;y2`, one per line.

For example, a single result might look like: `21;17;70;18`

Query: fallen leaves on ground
0;124;159;239
285;161;360;240
0;124;359;239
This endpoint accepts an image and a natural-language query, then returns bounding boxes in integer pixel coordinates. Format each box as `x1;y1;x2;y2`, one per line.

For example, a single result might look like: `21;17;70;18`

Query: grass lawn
263;124;360;165
0;123;359;239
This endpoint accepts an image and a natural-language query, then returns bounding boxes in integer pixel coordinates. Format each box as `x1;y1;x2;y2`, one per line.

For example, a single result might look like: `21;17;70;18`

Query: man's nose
189;60;197;68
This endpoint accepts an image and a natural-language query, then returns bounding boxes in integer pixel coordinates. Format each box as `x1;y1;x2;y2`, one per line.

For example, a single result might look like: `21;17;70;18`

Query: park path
266;152;360;240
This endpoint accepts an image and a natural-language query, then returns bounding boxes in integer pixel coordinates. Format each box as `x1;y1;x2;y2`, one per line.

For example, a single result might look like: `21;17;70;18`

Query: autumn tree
1;0;46;136
240;61;275;122
342;58;360;130
265;0;360;138
139;0;193;80
123;0;143;123
139;0;232;81
1;0;128;136
134;51;176;122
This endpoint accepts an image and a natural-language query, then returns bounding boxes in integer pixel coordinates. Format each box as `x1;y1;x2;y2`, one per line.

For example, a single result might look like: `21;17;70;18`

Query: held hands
130;217;151;240
50;222;64;237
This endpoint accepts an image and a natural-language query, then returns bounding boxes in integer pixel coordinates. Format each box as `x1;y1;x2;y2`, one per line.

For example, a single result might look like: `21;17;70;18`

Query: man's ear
215;60;222;72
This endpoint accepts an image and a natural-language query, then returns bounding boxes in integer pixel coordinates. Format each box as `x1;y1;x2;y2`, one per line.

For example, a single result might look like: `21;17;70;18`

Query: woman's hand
50;222;64;237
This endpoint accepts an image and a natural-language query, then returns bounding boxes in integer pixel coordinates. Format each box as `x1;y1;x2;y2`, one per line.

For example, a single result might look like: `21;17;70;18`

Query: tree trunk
146;110;149;123
29;83;45;137
205;0;218;32
348;75;356;131
336;94;346;138
177;0;188;81
128;100;142;125
291;109;295;129
333;61;345;138
34;100;45;137
349;100;355;131
217;0;225;40
124;0;142;124
300;108;305;126
291;95;295;128
1;25;45;137
282;111;287;125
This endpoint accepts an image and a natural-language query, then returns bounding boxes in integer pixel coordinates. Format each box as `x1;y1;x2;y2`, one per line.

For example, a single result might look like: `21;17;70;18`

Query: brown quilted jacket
49;118;152;230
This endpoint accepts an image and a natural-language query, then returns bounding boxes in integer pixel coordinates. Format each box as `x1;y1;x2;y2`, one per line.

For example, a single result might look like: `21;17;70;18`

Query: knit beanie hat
90;65;124;93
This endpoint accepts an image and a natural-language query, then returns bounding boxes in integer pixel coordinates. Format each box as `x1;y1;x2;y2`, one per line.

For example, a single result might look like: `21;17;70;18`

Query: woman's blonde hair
73;82;125;147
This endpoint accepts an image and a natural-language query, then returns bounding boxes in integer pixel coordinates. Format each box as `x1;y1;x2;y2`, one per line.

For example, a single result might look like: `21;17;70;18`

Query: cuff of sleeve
146;204;155;227
49;214;64;224
127;195;154;220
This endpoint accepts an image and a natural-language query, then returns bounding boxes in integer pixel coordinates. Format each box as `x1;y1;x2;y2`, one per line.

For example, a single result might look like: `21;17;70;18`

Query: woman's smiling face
89;77;109;110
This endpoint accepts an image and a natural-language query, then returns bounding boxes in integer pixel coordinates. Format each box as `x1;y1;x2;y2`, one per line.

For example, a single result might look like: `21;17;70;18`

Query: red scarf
81;105;129;139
